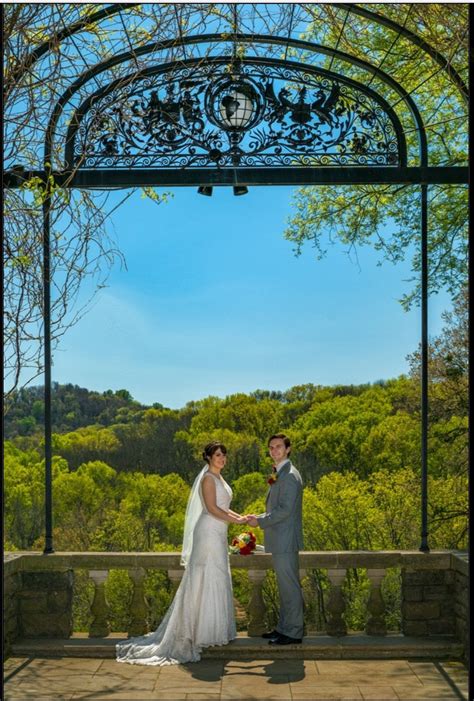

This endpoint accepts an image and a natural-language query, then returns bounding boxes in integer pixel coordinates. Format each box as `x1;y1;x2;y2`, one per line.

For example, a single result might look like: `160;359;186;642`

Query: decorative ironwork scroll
66;59;405;169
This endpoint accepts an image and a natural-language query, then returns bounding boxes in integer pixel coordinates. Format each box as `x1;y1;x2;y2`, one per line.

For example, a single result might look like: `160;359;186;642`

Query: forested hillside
4;383;151;437
4;370;467;552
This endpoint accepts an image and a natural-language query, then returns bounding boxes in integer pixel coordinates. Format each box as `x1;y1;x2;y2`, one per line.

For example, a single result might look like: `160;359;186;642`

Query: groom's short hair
268;433;291;453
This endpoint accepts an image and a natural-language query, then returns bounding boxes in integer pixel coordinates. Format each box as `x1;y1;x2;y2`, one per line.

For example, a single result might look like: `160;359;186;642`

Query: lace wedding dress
116;472;236;665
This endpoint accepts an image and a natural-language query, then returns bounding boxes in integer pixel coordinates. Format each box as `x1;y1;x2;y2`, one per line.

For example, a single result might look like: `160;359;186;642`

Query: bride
116;441;247;665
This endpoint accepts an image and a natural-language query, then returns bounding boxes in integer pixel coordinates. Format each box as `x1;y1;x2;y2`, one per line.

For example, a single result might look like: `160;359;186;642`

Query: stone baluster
247;570;267;636
300;568;309;636
365;568;387;636
128;568;149;637
167;569;184;597
88;570;110;638
326;569;347;636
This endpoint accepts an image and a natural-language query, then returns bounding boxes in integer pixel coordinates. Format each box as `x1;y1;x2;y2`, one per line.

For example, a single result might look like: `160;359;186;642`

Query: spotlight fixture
233;185;248;196
197;185;213;196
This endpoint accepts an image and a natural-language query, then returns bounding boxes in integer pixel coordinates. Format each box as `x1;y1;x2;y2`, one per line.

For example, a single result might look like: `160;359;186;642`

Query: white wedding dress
116;472;236;665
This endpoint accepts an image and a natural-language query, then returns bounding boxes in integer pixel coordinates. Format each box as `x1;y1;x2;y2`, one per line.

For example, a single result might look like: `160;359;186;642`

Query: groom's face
269;438;290;465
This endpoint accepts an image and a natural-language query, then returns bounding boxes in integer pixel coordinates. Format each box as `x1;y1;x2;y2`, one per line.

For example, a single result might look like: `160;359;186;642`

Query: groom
246;433;304;645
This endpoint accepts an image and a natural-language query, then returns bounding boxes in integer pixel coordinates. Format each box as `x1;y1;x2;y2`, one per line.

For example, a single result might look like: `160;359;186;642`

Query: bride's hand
235;515;248;524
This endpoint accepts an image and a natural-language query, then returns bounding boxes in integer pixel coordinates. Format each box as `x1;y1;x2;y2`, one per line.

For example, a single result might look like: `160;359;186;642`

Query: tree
52;427;121;471
407;284;468;480
284;4;468;311
3;4;174;404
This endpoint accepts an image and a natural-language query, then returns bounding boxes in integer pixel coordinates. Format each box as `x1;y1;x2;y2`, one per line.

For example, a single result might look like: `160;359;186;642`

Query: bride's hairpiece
202;441;227;463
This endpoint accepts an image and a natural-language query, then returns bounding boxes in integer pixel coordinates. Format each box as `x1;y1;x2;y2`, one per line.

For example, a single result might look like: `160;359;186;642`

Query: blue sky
52;185;451;409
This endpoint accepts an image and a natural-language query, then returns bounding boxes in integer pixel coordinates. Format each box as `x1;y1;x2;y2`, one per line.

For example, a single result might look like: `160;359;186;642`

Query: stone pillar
128;568;149;637
88;570;110;638
167;569;184;597
247;570;267;636
19;570;74;638
326;569;347;637
365;568;387;636
401;567;455;636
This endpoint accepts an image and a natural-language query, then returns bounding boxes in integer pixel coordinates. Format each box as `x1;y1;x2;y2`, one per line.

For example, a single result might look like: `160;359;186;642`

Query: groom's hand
246;514;258;526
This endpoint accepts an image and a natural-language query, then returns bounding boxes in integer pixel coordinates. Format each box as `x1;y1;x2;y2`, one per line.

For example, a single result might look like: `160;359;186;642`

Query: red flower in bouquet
229;531;257;555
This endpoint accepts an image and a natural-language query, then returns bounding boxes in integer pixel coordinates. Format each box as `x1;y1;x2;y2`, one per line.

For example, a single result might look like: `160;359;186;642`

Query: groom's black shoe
261;629;280;640
268;634;302;645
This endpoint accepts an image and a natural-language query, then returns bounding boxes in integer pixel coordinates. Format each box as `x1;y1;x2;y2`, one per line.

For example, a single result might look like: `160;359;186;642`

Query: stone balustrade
3;550;468;661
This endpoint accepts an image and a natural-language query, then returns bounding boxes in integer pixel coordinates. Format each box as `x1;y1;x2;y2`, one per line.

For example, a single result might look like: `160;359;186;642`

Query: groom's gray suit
257;460;304;639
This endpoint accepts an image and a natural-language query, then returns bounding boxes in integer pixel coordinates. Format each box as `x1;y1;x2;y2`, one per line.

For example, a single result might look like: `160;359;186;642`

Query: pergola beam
4;166;468;189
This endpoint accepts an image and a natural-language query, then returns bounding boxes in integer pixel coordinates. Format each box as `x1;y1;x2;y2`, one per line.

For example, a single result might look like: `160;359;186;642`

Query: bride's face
209;449;227;470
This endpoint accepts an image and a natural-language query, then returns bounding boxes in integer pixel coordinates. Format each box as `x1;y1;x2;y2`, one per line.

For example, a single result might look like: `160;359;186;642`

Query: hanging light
197;185;213;196
233;185;248;196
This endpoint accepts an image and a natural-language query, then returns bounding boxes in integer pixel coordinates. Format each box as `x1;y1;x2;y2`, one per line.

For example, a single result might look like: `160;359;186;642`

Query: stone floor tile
154;680;223;694
71;693;174;700
159;665;219;677
6;679;97;695
221;689;292;698
393;685;466;700
221;678;292;692
28;657;104;671
82;674;158;691
292;675;378;687
8;669;97;684
358;686;400;700
3;656;32;671
408;661;468;685
295;674;421;687
5;696;73;701
155;668;221;680
222;671;288;686
291;688;363;700
224;660;317;676
221;694;292;700
97;659;160;674
316;661;413;675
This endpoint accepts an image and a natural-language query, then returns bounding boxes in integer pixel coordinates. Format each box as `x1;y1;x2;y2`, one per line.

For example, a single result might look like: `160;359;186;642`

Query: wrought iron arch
45;31;429;179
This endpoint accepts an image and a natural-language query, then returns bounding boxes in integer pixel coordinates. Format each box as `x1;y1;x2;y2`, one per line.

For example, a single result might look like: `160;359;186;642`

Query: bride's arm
201;475;244;524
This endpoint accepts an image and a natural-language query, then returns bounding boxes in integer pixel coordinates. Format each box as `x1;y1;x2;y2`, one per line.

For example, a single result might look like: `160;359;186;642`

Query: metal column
42;184;54;554
419;183;429;552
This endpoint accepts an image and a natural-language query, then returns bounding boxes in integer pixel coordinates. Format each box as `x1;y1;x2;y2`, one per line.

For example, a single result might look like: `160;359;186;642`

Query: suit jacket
257;460;304;554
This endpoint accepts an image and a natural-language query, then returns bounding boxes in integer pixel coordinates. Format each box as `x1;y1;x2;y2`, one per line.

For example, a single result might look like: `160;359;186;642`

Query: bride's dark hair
202;441;227;463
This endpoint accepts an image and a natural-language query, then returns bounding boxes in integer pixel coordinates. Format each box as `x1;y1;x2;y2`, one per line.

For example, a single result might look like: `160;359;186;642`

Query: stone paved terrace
3;654;469;700
4;551;469;699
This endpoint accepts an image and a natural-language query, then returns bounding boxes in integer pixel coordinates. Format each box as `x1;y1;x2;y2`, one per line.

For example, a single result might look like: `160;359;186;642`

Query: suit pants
272;551;304;639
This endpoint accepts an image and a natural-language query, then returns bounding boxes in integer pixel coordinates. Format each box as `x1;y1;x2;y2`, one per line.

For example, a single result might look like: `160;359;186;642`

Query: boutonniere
267;467;278;485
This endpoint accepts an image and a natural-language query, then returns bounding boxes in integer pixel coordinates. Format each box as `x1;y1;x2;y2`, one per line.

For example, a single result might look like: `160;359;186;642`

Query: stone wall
401;567;455;636
3;556;21;656
18;570;74;638
451;553;469;666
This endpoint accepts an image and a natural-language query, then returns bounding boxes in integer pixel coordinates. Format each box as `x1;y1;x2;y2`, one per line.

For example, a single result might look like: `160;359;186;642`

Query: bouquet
229;531;257;555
